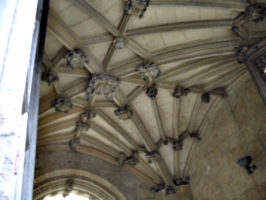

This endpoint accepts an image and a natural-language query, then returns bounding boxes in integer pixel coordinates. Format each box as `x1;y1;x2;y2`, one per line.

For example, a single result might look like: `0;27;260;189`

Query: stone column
0;0;39;199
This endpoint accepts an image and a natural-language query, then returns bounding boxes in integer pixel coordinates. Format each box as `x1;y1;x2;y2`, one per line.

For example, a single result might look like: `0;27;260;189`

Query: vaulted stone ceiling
36;0;266;199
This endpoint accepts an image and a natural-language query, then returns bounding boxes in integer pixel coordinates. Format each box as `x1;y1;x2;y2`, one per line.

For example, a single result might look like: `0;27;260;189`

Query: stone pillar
0;0;39;199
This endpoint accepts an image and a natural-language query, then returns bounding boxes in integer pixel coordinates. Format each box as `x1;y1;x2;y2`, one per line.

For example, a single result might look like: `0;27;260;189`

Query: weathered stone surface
189;79;266;199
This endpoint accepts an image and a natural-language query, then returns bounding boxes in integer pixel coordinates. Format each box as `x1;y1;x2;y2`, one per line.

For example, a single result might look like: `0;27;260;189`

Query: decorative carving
124;0;150;19
125;156;139;166
81;107;96;121
113;36;127;49
63;179;74;198
138;62;161;81
65;48;89;69
125;151;139;166
145;151;161;164
116;151;139;166
116;154;127;166
237;156;256;174
201;93;210;103
53;98;74;113
116;153;127;167
146;84;157;99
150;183;165;193
190;132;201;141
75;121;90;133
114;106;133;120
234;45;249;63
231;26;239;34
173;140;183;151
86;74;120;100
69;137;80;151
41;67;59;85
174;176;190;186
172;87;190;98
166;186;176;195
256;55;266;81
245;4;266;23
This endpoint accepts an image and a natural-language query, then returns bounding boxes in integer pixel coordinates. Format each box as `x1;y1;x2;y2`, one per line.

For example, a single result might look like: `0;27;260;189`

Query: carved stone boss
86;74;120;100
113;36;127;49
201;93;210;103
173;140;183;151
150;183;165;193
166;186;176;195
172;87;190;98
81;106;97;121
41;67;59;85
146;84;158;99
117;151;139;166
114;106;133;120
174;176;190;186
138;62;161;81
245;4;266;23
234;45;249;63
70;107;96;151
145;151;161;164
74;121;90;134
125;0;150;19
62;179;74;198
69;137;80;151
190;132;201;141
65;48;89;69
53;98;74;113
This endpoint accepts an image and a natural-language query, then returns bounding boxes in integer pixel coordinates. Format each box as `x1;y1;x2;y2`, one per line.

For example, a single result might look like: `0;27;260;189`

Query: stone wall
189;78;266;200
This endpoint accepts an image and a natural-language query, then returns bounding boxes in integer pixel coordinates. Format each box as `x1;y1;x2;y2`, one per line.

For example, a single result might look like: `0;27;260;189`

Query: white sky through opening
44;194;89;200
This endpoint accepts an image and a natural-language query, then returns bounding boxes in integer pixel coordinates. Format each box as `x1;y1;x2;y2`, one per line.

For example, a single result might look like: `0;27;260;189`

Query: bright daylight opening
44;193;89;200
